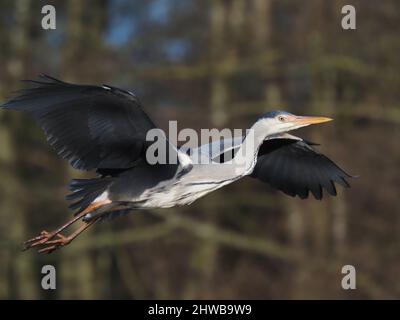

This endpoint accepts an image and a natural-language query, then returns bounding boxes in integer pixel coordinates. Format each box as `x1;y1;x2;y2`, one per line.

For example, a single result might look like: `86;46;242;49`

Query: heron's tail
66;178;113;215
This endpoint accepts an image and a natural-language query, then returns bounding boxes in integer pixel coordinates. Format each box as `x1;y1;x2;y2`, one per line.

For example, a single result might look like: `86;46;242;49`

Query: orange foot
23;230;72;254
22;216;99;254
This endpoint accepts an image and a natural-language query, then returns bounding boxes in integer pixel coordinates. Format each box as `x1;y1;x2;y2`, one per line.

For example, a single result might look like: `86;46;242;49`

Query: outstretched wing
250;138;352;200
1;75;158;171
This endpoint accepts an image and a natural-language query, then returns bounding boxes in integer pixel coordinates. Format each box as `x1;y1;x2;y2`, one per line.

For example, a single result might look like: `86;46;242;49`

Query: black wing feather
1;75;156;170
250;138;352;200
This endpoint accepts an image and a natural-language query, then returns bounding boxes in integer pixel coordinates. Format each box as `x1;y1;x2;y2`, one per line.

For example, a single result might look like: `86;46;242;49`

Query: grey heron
1;75;353;253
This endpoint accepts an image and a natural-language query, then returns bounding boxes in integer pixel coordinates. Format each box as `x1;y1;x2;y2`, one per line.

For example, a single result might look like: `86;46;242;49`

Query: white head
257;110;333;135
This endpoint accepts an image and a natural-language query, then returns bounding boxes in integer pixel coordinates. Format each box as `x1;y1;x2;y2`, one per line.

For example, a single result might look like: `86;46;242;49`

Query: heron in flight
1;75;352;253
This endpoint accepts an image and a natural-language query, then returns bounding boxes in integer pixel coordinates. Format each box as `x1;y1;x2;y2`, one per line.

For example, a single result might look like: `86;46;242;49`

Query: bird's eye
277;116;286;122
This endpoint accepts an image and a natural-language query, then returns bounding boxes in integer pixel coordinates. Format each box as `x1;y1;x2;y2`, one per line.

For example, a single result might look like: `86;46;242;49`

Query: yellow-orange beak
290;115;333;125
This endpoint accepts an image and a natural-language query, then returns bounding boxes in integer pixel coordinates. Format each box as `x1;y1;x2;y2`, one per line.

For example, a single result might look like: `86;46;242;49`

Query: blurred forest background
0;0;399;299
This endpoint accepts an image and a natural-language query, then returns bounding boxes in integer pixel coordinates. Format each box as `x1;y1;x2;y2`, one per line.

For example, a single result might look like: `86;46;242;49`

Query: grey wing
250;136;353;200
189;133;302;163
2;75;181;171
185;136;244;163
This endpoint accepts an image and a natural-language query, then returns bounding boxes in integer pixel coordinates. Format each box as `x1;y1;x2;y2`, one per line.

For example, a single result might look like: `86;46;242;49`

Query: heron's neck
232;121;269;175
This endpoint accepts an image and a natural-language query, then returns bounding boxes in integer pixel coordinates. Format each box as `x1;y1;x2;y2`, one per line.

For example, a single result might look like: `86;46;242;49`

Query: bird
1;75;353;254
